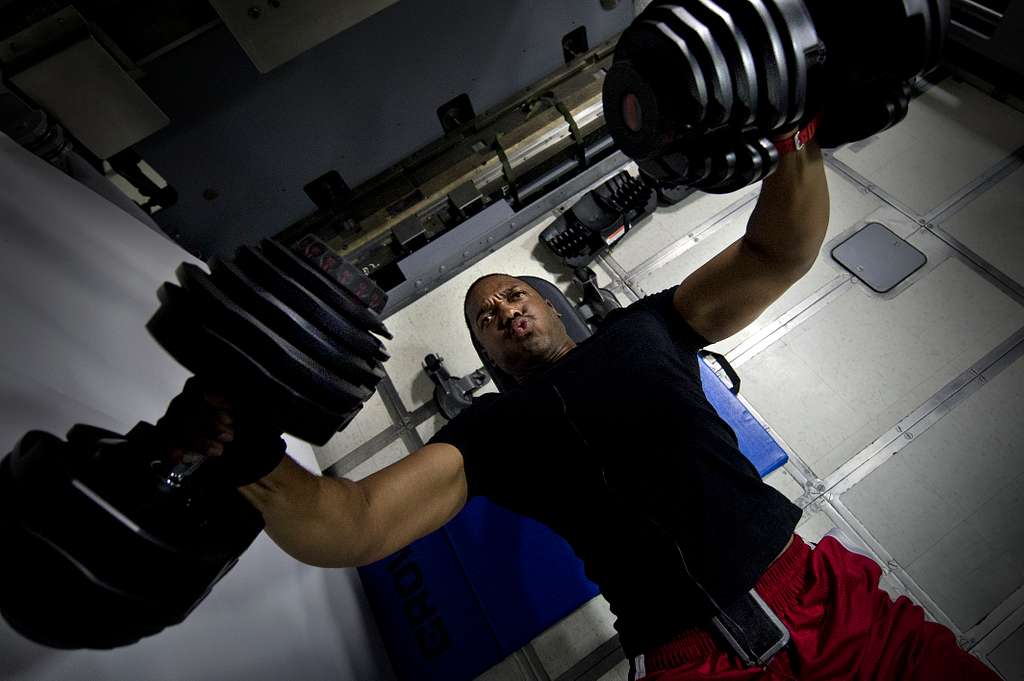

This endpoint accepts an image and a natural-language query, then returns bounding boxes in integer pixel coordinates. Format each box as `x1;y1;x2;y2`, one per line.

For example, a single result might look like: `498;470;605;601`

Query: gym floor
314;74;1024;681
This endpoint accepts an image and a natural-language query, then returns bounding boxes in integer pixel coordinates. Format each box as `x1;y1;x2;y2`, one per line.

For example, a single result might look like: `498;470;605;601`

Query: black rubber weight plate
209;258;385;391
646;4;733;128
290;238;388;313
750;136;779;184
762;0;817;127
633;20;711;128
693;139;738;192
683;0;759;127
148;284;346;445
175;263;371;412
234;246;389;362
710;0;790;130
260;240;392;340
704;140;761;194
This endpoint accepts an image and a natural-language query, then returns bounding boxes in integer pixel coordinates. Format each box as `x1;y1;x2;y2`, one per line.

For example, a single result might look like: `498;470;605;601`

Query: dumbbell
806;0;945;148
604;0;822;161
638;130;779;199
0;239;391;649
604;0;949;191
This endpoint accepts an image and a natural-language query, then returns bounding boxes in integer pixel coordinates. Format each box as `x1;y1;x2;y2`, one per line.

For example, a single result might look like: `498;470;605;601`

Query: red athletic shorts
628;535;998;681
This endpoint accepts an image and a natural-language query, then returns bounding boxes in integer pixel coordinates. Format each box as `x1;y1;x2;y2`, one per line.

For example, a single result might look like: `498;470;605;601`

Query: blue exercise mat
359;355;787;681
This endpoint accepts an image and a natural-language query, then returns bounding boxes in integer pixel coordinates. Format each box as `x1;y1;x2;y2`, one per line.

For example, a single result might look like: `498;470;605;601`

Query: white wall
0;133;396;681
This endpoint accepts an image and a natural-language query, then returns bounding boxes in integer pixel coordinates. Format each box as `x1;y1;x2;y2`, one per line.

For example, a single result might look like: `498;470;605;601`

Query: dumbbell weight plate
209;258;385;391
760;0;818;128
175;264;371;412
644;4;733;128
234;246;389;362
701;140;763;194
640;166;697;207
289;237;388;313
710;0;791;130
148;284;346;445
603;26;708;159
261;240;393;340
683;0;759;127
749;135;780;184
691;138;737;192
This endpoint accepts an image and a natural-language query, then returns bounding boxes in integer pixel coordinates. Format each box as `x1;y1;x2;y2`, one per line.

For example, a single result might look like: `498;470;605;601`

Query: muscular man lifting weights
182;128;995;679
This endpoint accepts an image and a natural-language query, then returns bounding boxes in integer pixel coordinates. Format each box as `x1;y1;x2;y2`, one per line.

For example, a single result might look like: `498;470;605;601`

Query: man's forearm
240;455;372;568
743;139;830;271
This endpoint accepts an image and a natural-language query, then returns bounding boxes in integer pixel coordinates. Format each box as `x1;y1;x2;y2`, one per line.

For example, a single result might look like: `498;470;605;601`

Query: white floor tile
764;466;804;502
940;163;1024;287
342;439;409;481
632;167;884;355
795;506;837;544
531;595;618;679
843;356;1024;630
383;218;574;412
740;250;1024;478
834;79;1024;216
610;186;758;273
313;391;393;469
990;624;1024;681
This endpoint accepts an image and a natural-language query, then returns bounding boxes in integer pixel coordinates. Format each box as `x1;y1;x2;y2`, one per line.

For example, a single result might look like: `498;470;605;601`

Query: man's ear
545;299;563;318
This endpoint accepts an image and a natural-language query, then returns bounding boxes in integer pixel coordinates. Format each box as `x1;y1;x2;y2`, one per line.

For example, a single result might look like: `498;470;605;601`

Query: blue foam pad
359;355;788;680
357;527;503;681
697;357;787;477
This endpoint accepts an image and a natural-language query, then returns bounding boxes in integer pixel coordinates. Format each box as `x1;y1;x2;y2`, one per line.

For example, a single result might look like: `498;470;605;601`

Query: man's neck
515;339;577;383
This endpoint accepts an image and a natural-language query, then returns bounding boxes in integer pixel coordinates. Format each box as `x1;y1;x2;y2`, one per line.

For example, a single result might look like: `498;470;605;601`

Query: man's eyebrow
474;286;521;323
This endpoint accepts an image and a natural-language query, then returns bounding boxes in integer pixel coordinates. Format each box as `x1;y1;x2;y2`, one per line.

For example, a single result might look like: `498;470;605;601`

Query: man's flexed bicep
240;442;469;568
673;139;830;345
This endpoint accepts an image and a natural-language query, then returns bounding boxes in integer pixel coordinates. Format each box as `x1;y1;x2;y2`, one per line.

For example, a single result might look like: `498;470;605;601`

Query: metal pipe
516;134;615;201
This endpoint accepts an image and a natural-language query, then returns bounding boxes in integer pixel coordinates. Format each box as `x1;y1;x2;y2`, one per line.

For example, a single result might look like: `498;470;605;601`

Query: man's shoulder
427;392;503;445
597;286;678;330
596;285;709;350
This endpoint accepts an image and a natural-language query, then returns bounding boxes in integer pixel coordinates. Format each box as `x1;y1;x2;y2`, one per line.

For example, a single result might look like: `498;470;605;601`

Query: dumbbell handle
137;379;289;491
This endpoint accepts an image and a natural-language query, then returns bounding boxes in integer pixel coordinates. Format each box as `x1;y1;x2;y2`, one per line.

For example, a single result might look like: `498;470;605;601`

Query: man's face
466;276;572;379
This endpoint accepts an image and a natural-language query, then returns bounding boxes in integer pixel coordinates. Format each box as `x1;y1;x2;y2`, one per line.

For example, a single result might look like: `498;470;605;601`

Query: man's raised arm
672;137;830;345
239;442;469;568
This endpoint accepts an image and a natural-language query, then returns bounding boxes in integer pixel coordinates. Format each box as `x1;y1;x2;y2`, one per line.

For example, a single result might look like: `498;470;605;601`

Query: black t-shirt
428;287;802;657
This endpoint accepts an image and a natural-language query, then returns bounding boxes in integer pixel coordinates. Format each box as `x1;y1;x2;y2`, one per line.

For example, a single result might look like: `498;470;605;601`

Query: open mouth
509;317;531;338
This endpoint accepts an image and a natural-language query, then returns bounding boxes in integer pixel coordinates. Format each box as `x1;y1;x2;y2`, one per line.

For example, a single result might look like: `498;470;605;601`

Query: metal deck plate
831;222;927;294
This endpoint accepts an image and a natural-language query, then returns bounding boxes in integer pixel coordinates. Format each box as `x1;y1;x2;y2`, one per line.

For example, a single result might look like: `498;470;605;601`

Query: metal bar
823;153;926;225
519;644;555;681
134;19;222;66
727;279;853;368
825;326;1024;496
925;146;1024;223
970;598;1024;657
965;584;1024;651
624;192;759;283
409;400;441;430
322;425;405;478
955;0;1006;22
376;373;414;424
552;635;626;681
927;224;1024;305
382;150;631;317
518;134;615;201
823;497;965;638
